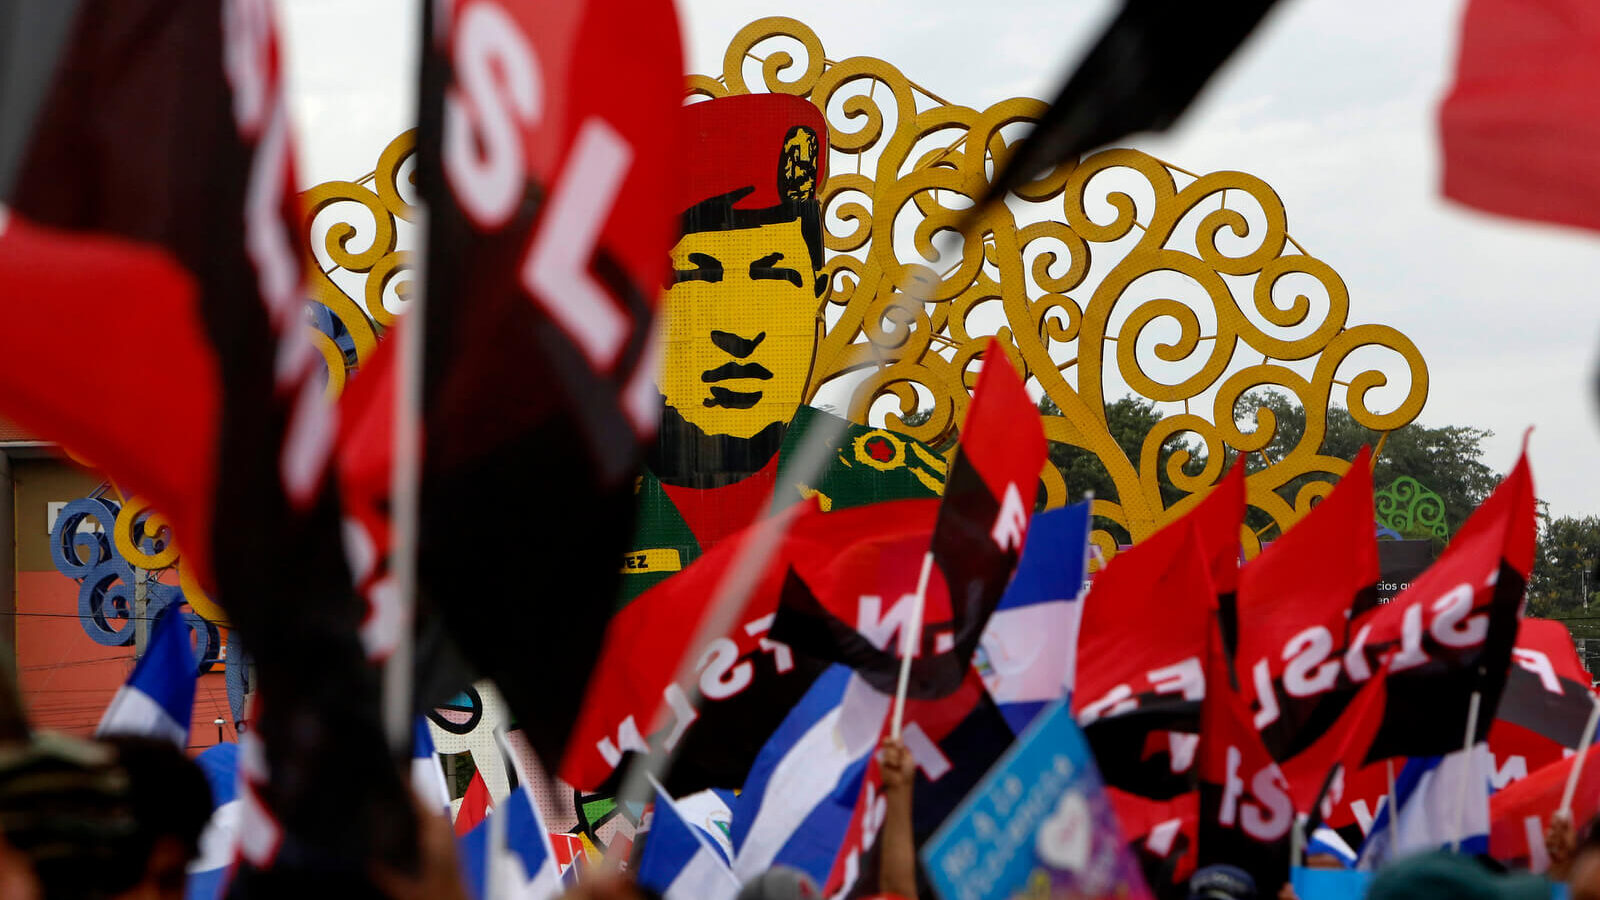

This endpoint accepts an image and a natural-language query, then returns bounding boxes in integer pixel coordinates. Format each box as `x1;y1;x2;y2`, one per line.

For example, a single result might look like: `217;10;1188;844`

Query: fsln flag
1073;520;1215;800
636;778;740;900
730;665;890;887
457;785;564;900
1489;744;1600;872
1439;0;1600;233
978;500;1093;735
977;0;1285;210
96;609;196;747
561;502;828;794
1198;616;1388;892
773;338;1047;700
1355;449;1536;762
415;0;686;771
1;0;413;883
1495;618;1598;751
1234;446;1378;761
1355;743;1495;869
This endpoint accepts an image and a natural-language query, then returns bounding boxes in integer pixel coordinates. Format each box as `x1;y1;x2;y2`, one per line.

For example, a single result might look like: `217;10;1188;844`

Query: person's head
0;732;134;900
659;93;829;441
1366;850;1549;900
735;865;820;900
1187;864;1257;900
101;736;212;900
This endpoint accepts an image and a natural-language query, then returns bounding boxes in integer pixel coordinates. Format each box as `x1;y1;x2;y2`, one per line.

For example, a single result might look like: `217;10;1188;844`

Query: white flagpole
1559;693;1600;819
1385;758;1398;855
891;552;936;741
384;221;427;756
1450;690;1483;853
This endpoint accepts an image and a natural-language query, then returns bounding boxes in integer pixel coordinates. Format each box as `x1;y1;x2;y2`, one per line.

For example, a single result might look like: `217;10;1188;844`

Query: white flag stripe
732;676;888;880
97;687;187;746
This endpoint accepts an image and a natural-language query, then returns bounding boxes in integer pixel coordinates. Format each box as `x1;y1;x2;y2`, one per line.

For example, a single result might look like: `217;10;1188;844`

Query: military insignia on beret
778;125;820;203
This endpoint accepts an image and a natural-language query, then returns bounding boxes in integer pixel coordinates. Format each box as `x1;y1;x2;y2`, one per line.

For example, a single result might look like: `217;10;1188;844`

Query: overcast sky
280;0;1600;519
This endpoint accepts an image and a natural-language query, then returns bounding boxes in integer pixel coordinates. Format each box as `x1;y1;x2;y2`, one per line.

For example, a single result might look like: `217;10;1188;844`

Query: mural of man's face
659;218;820;439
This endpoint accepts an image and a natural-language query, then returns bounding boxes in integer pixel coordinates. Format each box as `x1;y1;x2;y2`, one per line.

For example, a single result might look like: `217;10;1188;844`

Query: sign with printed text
922;699;1150;900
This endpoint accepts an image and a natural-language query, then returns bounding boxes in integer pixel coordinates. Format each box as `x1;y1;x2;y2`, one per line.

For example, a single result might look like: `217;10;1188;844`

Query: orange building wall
12;457;233;750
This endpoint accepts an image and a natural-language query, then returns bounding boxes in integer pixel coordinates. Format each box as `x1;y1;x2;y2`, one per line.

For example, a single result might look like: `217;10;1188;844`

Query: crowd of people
5;720;1600;900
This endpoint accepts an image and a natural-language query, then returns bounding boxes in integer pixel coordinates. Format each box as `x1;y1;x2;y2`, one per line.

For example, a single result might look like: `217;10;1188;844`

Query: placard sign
921;699;1150;900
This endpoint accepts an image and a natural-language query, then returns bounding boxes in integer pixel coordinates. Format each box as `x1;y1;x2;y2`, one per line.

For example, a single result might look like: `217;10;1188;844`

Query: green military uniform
618;405;948;604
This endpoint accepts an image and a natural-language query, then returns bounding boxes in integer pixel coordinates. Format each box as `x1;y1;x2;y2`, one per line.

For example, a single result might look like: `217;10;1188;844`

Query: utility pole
132;564;148;656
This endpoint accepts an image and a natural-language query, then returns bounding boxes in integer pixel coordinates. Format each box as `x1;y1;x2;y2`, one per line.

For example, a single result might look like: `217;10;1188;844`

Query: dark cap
1188;864;1258;900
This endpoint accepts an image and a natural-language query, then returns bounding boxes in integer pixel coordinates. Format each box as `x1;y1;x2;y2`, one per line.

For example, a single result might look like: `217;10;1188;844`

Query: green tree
1234;389;1498;542
1526;514;1600;621
1038;394;1203;542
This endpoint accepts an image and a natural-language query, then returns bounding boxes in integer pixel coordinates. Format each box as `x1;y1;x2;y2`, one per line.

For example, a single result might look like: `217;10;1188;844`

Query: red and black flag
1197;617;1386;891
1352;449;1536;762
0;0;413;887
1197;459;1248;661
1490;744;1600;870
771;341;1048;700
1494;618;1598;755
1233;448;1378;761
413;0;684;767
562;498;932;794
1070;465;1244;802
1073;520;1215;799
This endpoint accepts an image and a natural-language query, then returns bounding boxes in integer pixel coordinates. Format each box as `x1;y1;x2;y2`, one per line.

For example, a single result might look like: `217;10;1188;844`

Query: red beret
679;93;829;214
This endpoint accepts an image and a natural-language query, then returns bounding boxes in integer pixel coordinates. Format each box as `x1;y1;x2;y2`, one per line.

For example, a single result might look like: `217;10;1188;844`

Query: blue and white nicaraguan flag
96;610;196;746
977;501;1092;734
1356;743;1494;869
636;778;740;900
729;665;890;887
412;718;451;814
457;784;563;900
186;742;241;900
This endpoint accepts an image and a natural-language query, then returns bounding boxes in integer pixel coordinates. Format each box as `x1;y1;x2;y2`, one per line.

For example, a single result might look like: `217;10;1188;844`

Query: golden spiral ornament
300;18;1429;561
690;17;1429;561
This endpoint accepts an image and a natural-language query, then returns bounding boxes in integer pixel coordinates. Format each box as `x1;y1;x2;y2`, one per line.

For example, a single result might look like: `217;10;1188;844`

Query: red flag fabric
415;0;687;769
1234;448;1378;761
454;769;494;837
1191;457;1249;598
1113;790;1199;896
1439;0;1600;233
1353;451;1536;762
773;339;1047;700
1074;521;1215;799
0;210;218;561
561;499;937;792
3;0;413;885
1496;618;1597;750
1198;618;1387;890
1489;744;1600;871
1198;621;1295;891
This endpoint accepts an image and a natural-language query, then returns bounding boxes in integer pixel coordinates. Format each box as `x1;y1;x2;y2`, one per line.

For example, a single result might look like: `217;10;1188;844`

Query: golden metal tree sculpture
304;17;1430;562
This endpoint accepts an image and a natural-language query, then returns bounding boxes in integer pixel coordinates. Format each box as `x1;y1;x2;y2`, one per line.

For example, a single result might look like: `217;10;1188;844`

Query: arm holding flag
878;738;917;900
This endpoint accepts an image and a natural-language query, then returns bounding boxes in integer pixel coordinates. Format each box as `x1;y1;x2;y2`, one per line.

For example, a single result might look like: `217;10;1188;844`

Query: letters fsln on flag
414;0;685;769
